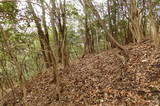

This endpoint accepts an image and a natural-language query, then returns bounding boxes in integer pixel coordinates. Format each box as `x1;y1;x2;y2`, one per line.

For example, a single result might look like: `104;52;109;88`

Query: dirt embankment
1;40;160;106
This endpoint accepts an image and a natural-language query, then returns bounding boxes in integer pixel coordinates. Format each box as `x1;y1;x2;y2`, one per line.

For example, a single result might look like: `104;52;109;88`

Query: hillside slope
1;40;160;106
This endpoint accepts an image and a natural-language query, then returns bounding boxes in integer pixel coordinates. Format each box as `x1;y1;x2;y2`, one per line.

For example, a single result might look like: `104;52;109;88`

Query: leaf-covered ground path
1;40;160;106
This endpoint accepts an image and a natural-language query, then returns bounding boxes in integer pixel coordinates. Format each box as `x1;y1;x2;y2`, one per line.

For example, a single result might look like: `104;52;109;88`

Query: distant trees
79;0;160;48
79;0;95;54
80;0;127;56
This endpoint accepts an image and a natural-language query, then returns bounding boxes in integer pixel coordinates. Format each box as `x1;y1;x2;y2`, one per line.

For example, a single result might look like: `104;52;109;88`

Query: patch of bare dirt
1;40;160;106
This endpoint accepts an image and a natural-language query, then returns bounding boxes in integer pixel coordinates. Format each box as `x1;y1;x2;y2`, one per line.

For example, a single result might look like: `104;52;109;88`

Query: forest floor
1;39;160;106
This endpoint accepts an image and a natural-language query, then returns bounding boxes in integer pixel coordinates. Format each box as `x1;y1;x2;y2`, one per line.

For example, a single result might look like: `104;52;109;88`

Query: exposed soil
1;40;160;106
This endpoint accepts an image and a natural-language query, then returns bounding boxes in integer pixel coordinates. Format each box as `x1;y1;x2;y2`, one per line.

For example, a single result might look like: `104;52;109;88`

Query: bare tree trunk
60;0;69;67
142;0;147;36
107;0;113;37
50;0;62;63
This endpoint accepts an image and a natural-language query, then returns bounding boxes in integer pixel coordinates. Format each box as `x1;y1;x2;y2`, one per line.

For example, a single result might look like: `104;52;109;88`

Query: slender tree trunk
50;0;62;63
107;0;113;37
60;0;69;67
142;0;146;36
107;0;115;48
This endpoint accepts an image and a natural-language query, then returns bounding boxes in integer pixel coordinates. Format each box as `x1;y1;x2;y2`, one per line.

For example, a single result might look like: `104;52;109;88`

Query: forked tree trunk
128;0;144;43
